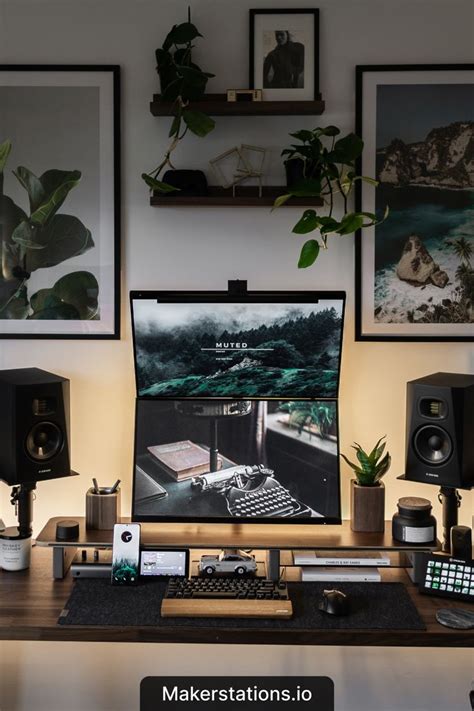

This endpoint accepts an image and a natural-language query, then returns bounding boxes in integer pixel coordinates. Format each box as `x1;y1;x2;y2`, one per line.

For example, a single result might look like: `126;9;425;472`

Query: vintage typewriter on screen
191;464;312;518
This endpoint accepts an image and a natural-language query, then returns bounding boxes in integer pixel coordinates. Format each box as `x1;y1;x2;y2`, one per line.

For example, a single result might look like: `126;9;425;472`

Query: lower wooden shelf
150;185;323;207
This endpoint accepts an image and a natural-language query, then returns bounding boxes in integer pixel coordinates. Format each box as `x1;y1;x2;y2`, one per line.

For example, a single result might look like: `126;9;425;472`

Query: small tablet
140;550;188;578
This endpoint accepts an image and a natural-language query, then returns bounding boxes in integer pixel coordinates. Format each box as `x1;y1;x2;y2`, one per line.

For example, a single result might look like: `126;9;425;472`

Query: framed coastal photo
355;64;474;342
0;65;120;339
249;9;320;101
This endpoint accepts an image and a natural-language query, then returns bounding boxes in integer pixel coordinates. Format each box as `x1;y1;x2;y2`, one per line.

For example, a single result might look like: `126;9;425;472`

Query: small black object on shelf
56;519;80;541
161;170;208;197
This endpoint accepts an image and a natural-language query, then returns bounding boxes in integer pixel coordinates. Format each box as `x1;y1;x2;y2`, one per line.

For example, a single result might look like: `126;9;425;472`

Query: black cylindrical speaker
0;368;71;485
405;372;474;489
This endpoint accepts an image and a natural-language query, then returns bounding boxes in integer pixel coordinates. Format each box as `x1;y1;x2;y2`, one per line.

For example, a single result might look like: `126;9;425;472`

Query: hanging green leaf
298;239;320;268
292;210;320;235
272;193;291;209
141;174;179;193
336;213;365;235
182;109;215;137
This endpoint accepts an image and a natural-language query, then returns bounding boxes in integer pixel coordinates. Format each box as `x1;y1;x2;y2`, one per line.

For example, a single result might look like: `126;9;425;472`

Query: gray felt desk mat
58;580;425;630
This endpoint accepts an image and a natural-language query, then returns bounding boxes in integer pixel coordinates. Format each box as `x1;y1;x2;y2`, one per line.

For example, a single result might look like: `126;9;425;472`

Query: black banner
140;676;334;710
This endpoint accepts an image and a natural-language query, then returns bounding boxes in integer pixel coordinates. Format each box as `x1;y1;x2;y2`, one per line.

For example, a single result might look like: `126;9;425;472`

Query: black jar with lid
392;497;437;544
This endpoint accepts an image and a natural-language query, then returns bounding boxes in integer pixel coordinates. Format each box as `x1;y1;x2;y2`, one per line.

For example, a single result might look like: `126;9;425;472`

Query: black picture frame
0;64;121;339
355;64;474;342
249;9;320;101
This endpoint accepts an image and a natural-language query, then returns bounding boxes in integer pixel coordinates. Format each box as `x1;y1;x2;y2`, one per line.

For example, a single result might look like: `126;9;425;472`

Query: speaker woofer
25;422;63;461
413;425;453;465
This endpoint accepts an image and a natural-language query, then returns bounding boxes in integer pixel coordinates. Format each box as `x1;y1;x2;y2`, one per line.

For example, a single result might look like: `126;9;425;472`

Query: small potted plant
340;436;391;533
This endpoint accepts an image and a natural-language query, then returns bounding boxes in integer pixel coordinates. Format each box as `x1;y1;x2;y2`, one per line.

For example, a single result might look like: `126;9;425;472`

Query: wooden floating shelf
150;186;324;207
150;93;325;117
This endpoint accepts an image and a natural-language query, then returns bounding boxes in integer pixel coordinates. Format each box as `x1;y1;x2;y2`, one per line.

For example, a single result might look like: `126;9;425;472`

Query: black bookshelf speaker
405;372;474;489
0;368;71;486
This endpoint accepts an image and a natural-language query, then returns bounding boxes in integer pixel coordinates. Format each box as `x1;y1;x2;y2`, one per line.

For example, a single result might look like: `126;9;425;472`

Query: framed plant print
249;9;320;101
355;64;474;342
0;65;120;338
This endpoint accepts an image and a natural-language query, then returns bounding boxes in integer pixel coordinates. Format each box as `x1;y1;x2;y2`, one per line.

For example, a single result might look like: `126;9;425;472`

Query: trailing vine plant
142;10;215;194
275;126;389;267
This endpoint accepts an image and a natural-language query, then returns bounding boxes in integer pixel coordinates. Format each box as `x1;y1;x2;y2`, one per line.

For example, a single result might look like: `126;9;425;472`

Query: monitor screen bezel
131;397;342;526
130;289;346;401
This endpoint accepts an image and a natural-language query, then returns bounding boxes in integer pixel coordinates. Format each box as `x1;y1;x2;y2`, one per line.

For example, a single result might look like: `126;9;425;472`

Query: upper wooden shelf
150;93;325;117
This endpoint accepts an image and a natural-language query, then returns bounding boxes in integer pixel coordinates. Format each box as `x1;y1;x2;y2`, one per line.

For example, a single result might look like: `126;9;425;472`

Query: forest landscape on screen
131;295;345;399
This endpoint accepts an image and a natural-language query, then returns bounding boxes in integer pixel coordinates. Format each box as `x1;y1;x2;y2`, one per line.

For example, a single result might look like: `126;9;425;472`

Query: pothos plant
0;139;98;320
142;14;216;194
274;126;389;268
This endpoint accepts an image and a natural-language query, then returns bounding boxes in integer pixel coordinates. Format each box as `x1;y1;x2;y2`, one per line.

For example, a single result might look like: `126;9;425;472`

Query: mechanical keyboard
161;576;293;619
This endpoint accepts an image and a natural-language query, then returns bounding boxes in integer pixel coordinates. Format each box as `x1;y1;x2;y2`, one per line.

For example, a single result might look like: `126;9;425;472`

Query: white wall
0;2;473;710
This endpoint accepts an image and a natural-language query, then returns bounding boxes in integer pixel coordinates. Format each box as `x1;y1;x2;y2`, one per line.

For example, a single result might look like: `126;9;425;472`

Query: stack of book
148;440;222;481
293;550;391;582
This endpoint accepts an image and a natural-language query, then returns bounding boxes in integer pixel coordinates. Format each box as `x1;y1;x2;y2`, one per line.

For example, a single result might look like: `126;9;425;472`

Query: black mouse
319;589;351;616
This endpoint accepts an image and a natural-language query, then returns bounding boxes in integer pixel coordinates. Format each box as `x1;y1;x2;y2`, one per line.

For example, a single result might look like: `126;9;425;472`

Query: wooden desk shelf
150;186;324;207
150;94;325;117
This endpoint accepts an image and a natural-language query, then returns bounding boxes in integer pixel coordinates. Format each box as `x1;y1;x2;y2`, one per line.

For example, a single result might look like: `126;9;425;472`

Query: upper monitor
131;290;345;399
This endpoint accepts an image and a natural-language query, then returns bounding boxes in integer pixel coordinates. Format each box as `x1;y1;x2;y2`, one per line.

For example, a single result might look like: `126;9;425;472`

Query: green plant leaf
155;48;173;68
30;288;61;313
28;302;81;320
289;129;314;142
13;167;45;212
319;216;340;234
11;221;43;249
320;125;341;137
0;139;12;174
160;78;183;102
273;193;291;209
31;170;81;225
165;22;202;46
141;174;180;193
25;214;94;272
182;109;215;137
298;239;320;268
0;284;29;319
0;195;27;245
0;277;26;315
52;271;99;320
332;133;364;163
292;209;320;234
336;212;365;235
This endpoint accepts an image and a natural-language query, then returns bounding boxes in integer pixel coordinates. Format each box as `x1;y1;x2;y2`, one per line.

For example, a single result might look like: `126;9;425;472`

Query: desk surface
1;547;472;647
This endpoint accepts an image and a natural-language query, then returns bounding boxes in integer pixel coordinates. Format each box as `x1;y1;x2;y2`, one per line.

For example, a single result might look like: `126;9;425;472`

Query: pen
92;478;99;494
109;479;121;494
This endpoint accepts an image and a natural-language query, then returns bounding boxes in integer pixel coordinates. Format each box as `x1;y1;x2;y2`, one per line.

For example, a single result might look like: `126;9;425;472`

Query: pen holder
85;487;121;530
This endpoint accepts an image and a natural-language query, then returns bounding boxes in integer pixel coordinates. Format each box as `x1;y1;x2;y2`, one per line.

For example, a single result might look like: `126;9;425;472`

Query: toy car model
199;550;257;576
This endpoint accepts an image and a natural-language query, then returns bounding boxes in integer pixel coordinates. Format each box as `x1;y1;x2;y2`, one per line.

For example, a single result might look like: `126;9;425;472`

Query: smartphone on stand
111;523;141;584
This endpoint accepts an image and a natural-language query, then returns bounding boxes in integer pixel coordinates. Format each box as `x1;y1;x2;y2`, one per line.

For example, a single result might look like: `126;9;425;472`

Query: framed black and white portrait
249;9;320;101
355;64;474;342
0;65;120;339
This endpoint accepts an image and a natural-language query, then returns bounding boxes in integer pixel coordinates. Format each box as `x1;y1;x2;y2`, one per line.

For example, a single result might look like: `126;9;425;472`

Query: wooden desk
1;546;472;647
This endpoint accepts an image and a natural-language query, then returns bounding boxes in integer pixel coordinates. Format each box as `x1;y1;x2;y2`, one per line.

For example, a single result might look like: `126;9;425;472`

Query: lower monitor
132;399;341;524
